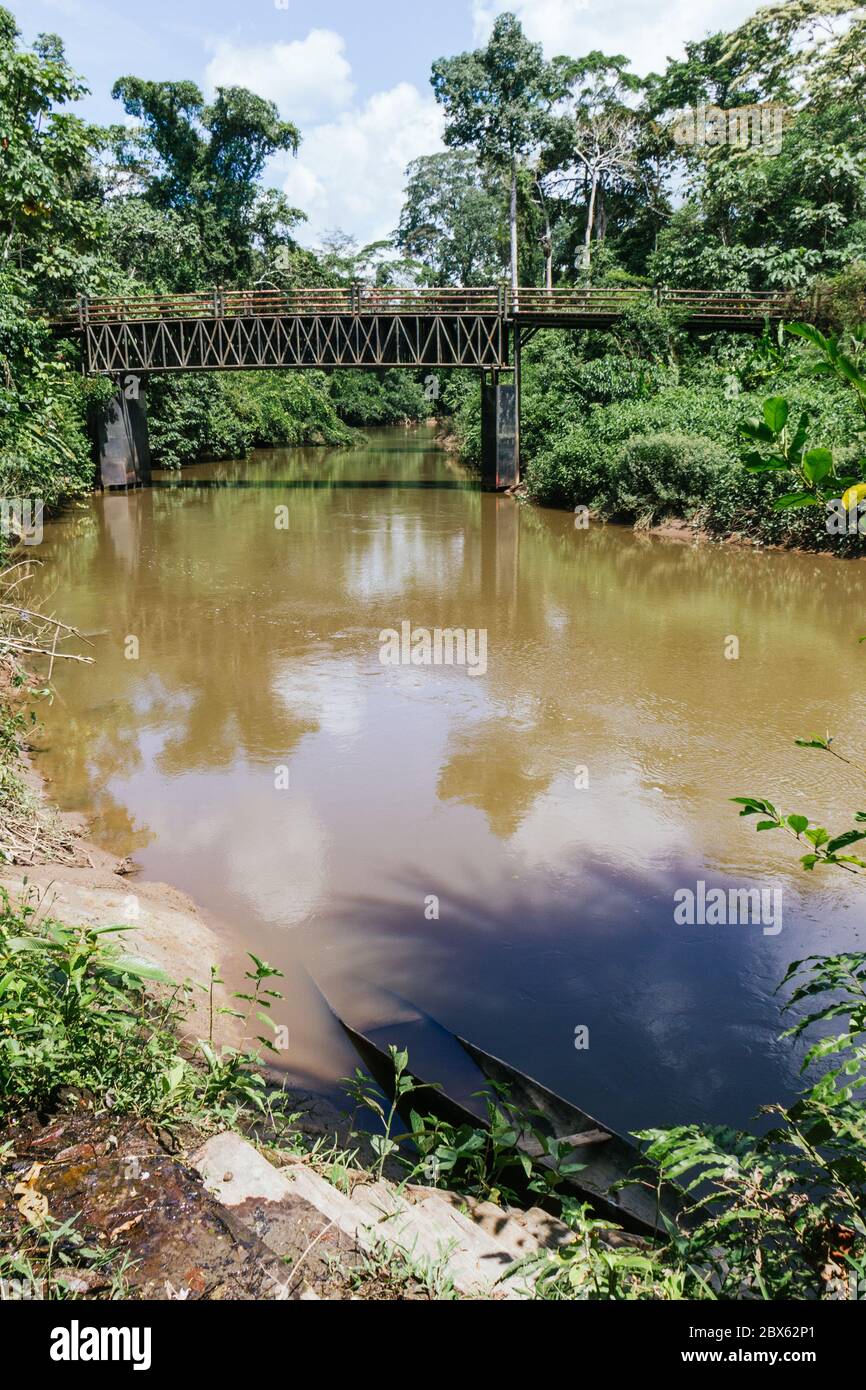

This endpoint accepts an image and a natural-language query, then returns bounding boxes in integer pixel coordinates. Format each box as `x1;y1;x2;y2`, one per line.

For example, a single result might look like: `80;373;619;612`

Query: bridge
55;285;810;489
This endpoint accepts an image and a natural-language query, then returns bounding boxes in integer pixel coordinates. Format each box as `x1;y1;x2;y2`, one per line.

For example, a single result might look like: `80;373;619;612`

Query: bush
147;370;352;468
0;893;188;1119
612;432;729;523
0;274;98;523
818;261;866;331
524;386;741;508
0;892;281;1123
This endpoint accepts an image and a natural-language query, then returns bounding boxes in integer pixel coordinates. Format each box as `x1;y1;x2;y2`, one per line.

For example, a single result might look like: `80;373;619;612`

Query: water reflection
32;426;866;1130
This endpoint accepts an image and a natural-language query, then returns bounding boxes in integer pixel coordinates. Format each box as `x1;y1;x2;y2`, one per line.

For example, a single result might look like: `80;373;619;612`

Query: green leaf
826;830;866;855
785;322;829;351
802;447;833;484
804;826;830;847
785;815;809;835
836;354;866;395
773;492;821;510
763;397;789;433
742;419;776;443
790;411;810;453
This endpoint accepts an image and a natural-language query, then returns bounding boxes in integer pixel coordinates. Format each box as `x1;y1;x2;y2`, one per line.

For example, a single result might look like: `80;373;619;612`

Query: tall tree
398;151;506;285
0;9;100;295
544;53;644;275
431;13;556;293
109;77;300;284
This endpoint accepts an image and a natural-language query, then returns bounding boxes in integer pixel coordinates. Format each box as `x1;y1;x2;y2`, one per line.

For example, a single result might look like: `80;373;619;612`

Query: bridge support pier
480;377;518;490
92;381;151;489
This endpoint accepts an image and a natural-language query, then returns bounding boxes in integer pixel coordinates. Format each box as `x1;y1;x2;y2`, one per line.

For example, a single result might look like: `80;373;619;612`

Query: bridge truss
56;286;811;377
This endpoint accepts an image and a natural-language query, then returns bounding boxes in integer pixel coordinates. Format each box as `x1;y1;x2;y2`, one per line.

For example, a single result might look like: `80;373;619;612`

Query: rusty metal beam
81;312;508;374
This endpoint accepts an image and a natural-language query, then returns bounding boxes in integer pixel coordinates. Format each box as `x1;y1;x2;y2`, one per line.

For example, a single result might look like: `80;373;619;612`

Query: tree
0;9;101;296
398;151;506;285
108;77;300;284
544;53;644;276
644;8;866;290
431;13;556;294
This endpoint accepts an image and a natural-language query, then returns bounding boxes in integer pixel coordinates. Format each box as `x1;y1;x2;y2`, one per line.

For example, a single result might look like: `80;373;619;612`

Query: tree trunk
585;170;598;254
542;207;552;290
534;179;553;290
595;185;607;244
510;158;519;303
581;168;599;278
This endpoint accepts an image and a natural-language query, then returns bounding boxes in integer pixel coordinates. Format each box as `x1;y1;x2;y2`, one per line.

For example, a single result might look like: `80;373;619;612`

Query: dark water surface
32;426;866;1132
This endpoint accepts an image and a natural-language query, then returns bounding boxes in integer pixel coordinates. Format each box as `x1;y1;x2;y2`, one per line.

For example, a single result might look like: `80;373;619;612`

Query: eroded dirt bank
1;754;247;1049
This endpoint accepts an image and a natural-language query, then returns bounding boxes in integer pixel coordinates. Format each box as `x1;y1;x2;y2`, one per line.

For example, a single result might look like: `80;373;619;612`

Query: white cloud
204;29;354;125
281;82;444;246
472;0;762;77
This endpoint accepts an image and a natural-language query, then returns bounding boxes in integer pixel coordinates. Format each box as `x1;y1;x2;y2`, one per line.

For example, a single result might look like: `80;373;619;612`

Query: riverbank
436;305;866;553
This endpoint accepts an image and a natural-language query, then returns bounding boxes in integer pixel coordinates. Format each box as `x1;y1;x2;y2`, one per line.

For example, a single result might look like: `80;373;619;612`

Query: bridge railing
63;286;505;324
54;284;812;326
506;287;651;315
658;288;807;319
504;287;809;318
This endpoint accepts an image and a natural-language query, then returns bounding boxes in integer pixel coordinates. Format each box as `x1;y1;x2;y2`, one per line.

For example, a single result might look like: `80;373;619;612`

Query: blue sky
15;0;762;245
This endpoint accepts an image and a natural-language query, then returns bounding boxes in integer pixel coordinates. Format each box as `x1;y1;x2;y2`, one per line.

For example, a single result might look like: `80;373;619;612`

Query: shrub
0;892;281;1123
524;386;740;509
147;370;352;468
523;425;608;507
0;274;98;522
818;261;866;331
612;432;729;523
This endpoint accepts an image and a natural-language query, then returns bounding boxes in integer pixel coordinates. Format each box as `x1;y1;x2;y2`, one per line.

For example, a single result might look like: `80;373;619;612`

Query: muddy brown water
30;425;866;1134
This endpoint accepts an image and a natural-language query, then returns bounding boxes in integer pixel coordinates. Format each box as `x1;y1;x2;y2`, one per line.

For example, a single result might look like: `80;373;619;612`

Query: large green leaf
763;397;789;433
802;447;833;484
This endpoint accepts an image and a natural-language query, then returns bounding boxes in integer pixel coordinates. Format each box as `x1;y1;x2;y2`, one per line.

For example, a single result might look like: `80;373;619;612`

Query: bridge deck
53;286;811;374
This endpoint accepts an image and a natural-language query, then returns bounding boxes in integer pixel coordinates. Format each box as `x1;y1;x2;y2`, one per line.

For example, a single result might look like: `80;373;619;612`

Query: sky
15;0;763;247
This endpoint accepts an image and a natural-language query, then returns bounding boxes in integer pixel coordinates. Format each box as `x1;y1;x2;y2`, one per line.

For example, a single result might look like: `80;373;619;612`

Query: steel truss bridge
56;285;810;376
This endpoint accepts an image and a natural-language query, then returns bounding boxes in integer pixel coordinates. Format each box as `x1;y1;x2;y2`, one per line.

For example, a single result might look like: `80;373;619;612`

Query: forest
1;2;866;550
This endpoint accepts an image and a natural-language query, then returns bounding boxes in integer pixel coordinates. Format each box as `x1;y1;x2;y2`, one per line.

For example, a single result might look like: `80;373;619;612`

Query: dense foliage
0;6;432;534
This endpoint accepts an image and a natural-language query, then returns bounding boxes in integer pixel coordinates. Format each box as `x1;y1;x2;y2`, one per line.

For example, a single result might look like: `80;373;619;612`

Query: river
31;424;866;1134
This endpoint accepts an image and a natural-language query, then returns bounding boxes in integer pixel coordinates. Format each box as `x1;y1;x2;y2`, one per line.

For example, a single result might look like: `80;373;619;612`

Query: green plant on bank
339;953;866;1300
337;1236;460;1301
611;432;729;527
344;1047;591;1205
0;1209;133;1300
403;1081;586;1207
525;1202;677;1300
343;1046;436;1180
739;321;866;512
0;891;283;1126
